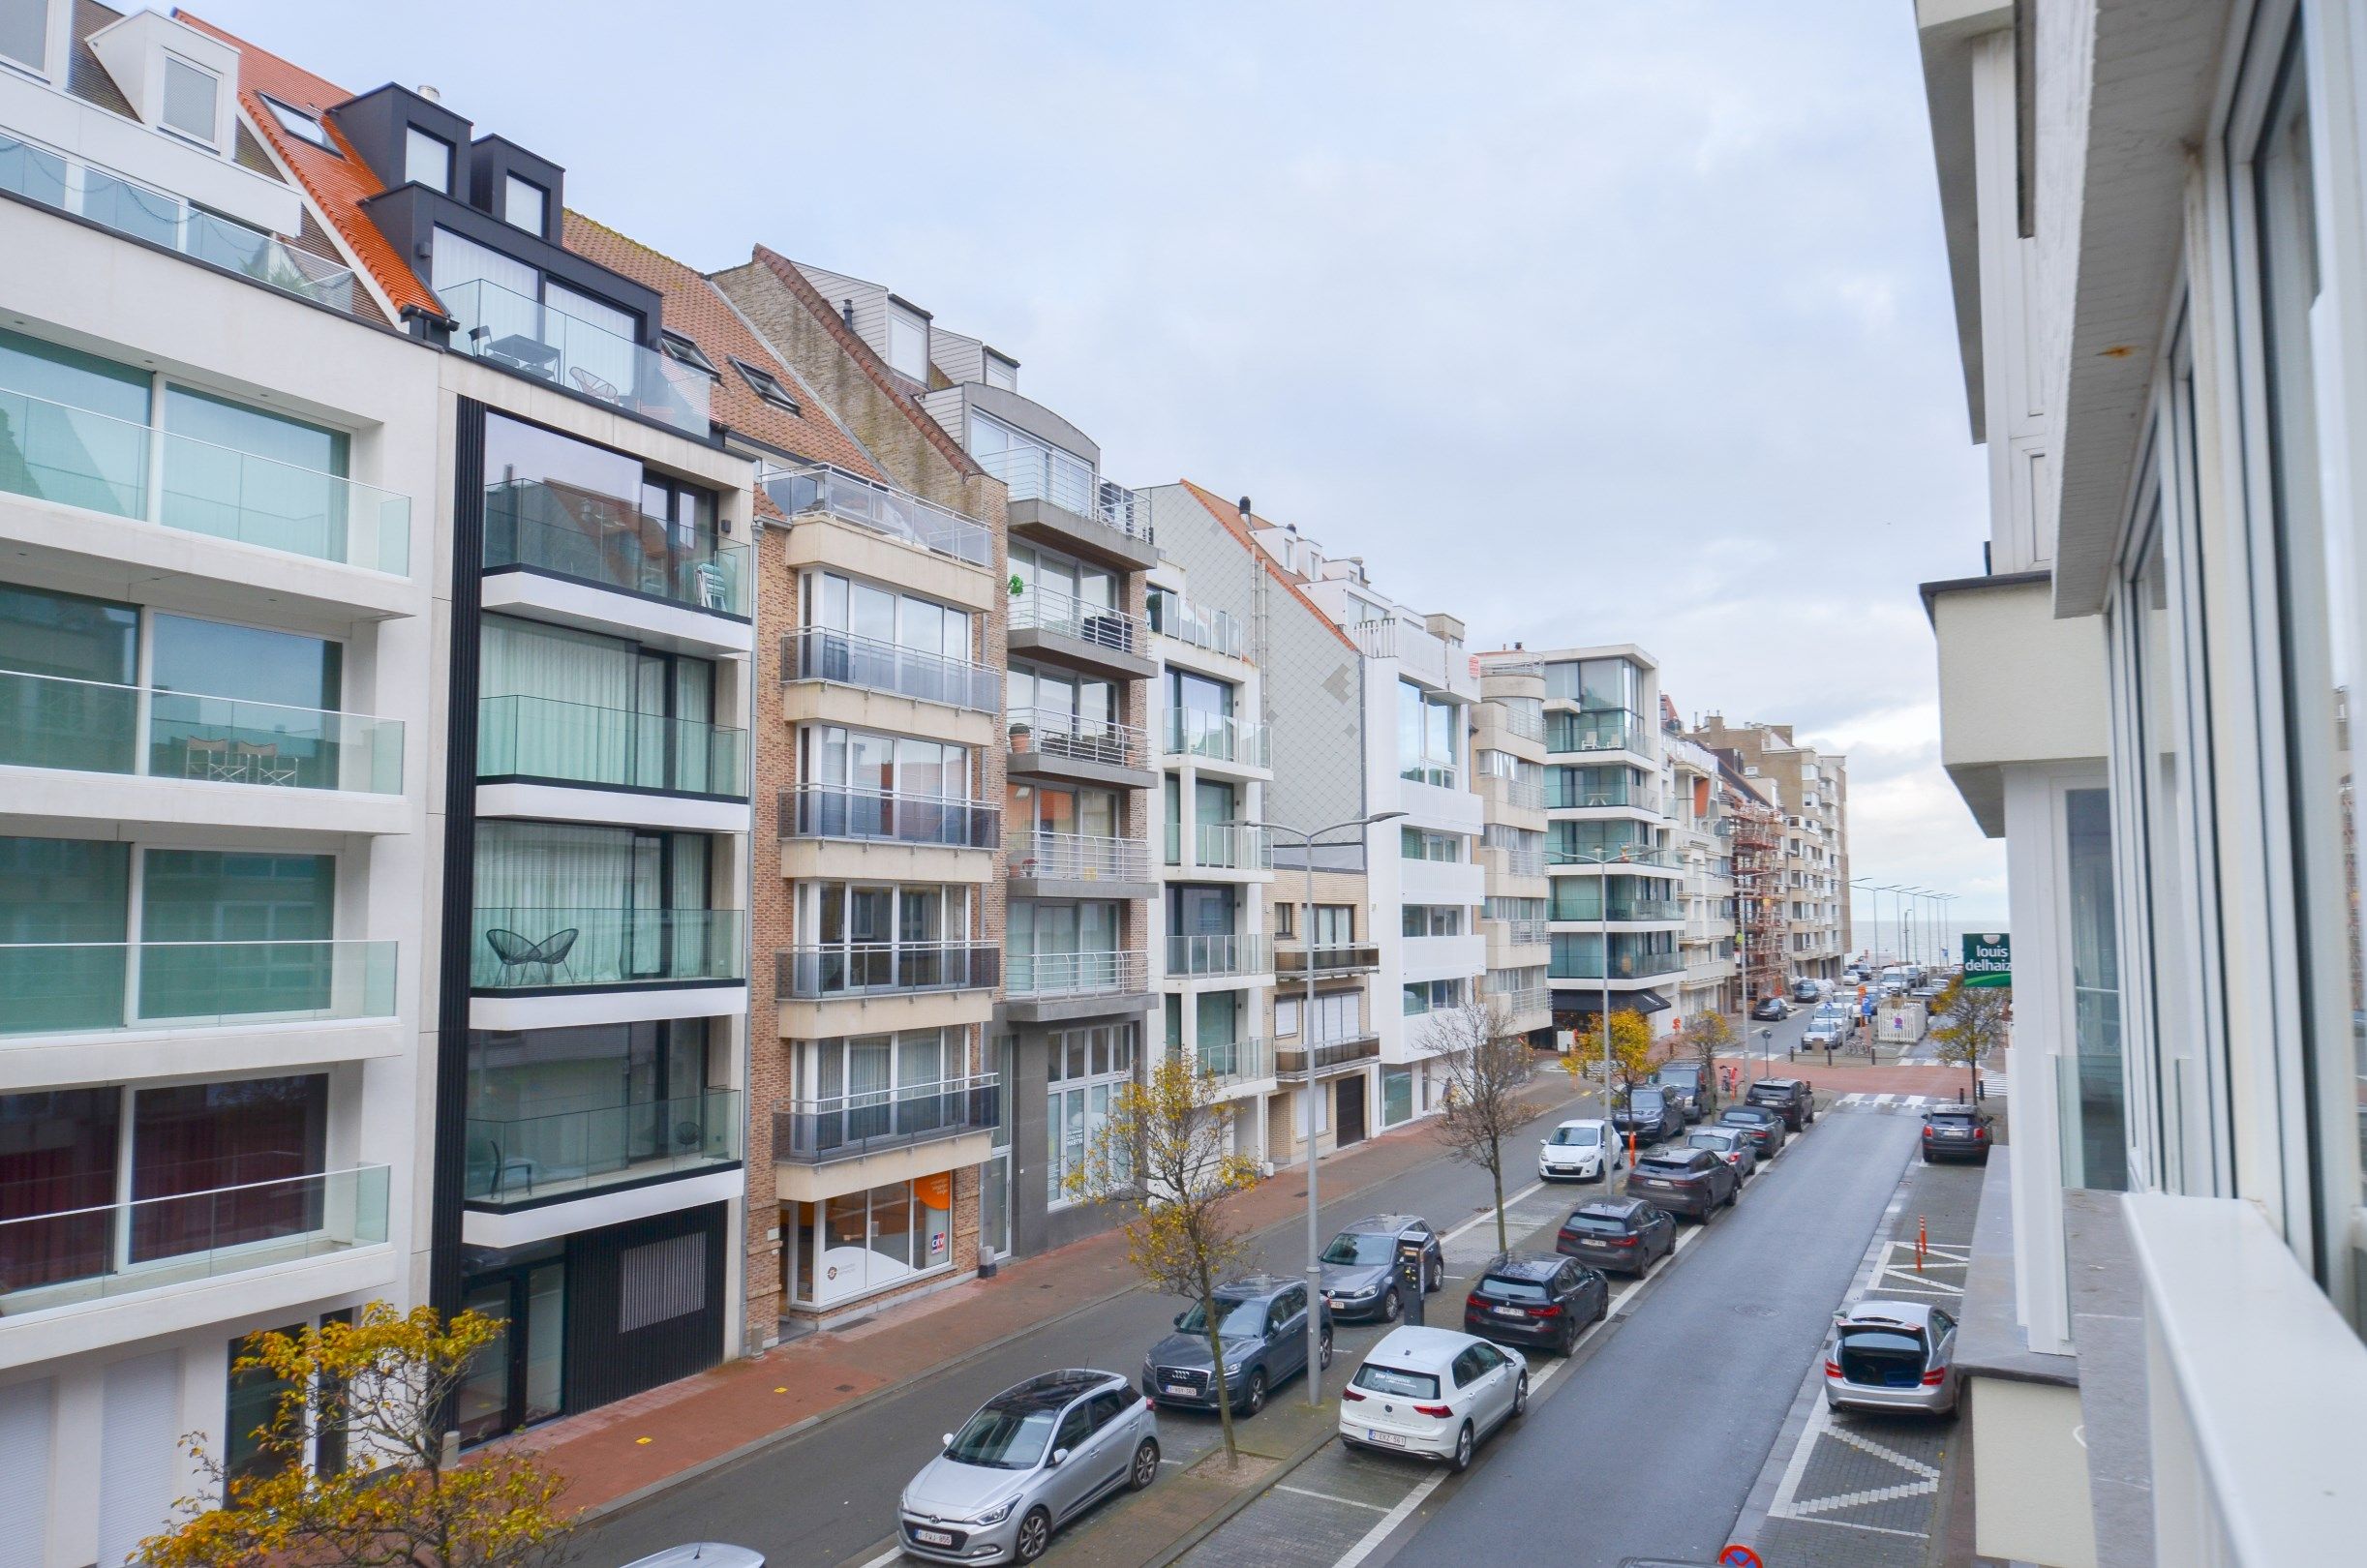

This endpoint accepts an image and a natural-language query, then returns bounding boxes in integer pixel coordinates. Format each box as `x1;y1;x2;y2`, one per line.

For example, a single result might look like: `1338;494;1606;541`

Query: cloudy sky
208;0;2006;935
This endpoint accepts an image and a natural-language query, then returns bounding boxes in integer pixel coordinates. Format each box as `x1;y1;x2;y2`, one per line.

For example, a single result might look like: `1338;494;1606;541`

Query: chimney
417;84;442;102
841;299;856;328
1513;640;1524;650
1237;497;1252;525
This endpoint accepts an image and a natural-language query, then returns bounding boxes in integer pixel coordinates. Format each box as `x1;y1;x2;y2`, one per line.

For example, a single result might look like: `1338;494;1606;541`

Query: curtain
479;617;636;785
473;823;640;984
0;1088;120;1295
129;1074;326;1262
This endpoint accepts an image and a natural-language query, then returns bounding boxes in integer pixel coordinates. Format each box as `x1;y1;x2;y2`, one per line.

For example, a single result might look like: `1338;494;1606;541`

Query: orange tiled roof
564;214;882;481
172;11;439;320
1174;481;1359;655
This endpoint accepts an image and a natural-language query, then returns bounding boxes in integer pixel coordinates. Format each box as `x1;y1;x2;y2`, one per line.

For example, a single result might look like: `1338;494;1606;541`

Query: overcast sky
207;0;2007;935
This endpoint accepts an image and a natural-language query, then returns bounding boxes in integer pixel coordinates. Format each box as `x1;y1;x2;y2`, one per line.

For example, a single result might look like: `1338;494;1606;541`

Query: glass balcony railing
780;627;999;713
774;1074;1001;1165
0;130;356;311
1008;707;1148;770
467;908;745;990
761;465;992;567
0;668;402;793
1548;710;1648;755
476;693;746;799
1192;1037;1270;1088
1166;709;1269;768
1004;950;1149;999
1275;1036;1381;1080
0;1164;390;1316
1549;845;1682;869
774;942;1000;1000
482;478;745;617
1148;590;1244;657
1016;829;1152;883
0;938;396;1038
0;385;411;573
1010;581;1146;660
1165;822;1273;871
443;277;711;437
778;784;999;849
1167;933;1270;978
464;1090;738;1206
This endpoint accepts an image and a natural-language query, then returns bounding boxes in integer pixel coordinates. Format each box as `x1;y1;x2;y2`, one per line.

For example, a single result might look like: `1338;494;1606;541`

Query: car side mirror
1048;1447;1069;1468
941;1432;956;1449
1174;1312;1188;1329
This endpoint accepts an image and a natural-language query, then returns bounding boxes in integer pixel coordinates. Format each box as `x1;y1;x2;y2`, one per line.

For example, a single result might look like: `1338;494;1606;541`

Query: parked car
1716;1103;1788;1158
1555;1196;1677;1278
1801;1010;1848;1049
1745;1076;1817;1131
1463;1251;1609;1356
1684;1124;1759;1181
1627;1145;1740;1221
1823;1301;1961;1417
1319;1214;1444;1322
1792;978;1825;1003
1538;1117;1623;1183
1751;995;1791;1020
1141;1276;1331;1416
621;1549;764;1568
1338;1326;1529;1472
1653;1062;1710;1121
1611;1084;1684;1144
900;1369;1160;1565
1921;1104;1994;1163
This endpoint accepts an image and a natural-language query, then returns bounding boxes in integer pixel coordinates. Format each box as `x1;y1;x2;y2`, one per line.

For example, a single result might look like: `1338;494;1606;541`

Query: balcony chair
694;561;731;612
568;366;623;405
485;927;579;986
183;736;241;782
235;739;296;787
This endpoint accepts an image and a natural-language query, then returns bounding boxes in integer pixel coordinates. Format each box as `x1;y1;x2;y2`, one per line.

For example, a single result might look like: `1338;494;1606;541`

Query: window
1277;990;1360;1043
405;126;451;192
732;358;800;412
887;305;928;379
791;1176;951;1306
465;1019;713;1201
0;0;48;73
1402;978;1465;1017
129;1074;329;1261
1397;680;1459;786
261;97;335;152
2063;789;2125;1191
160;54;218;143
503;172;548;232
809;573;972;663
1047;1022;1136;1205
1402;905;1465;937
1401;827;1464;862
795;883;974;994
968;412;1095;517
225;1322;305;1490
661;331;717;377
984;353;1017;391
1383;1068;1412;1126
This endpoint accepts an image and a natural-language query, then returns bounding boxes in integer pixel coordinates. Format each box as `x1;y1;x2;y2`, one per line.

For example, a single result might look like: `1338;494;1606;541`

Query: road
574;1077;1619;1567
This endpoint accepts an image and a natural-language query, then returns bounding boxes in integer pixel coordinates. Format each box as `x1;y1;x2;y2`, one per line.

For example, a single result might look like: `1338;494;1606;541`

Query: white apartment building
1689;714;1852;981
1476;659;1552;1044
1917;0;2367;1561
1662;729;1740;1018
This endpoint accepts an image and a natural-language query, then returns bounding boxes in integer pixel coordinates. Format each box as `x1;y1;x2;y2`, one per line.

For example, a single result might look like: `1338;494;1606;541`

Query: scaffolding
1728;793;1787;1007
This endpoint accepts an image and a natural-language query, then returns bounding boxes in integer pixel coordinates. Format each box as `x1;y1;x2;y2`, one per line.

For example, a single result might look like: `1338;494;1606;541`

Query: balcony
975;448;1157;568
1012;829;1155;895
0;129;356;312
1;669;402;794
1274;1035;1381;1080
1481;774;1545;812
0;939;396;1039
1547;710;1647;756
779;784;999;850
1274;942;1381;979
1166;933;1270;980
1148;590;1244;658
1167;822;1273;873
1556;896;1684;923
465;1090;739;1207
780;627;998;714
1192;1037;1271;1091
0;385;410;574
775;942;1000;1000
444;277;711;438
1008;707;1154;787
1004;950;1151;1002
0;1164;389;1318
483;478;745;617
1549;845;1682;870
1167;709;1270;769
1008;583;1154;681
774;1074;1001;1165
467;908;745;991
762;464;992;568
477;694;744;798
1549;785;1661;813
1489;984;1550;1018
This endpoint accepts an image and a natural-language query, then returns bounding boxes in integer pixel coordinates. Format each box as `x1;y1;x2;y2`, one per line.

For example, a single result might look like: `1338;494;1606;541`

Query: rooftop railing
0;938;396;1039
0;129;356;311
444;277;711;437
774;942;999;1000
0;669;403;793
1167;709;1270;769
974;447;1152;543
1016;829;1153;884
1009;581;1147;658
468;907;745;990
778;783;1000;850
1004;949;1150;1000
477;693;744;797
774;1074;1001;1165
465;1090;738;1206
1008;707;1149;771
762;464;993;567
780;627;999;714
482;478;745;617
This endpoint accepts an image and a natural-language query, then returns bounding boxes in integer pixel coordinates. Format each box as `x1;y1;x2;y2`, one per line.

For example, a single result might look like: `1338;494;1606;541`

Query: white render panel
474;781;748;834
461;1167;748;1251
468;985;752;1033
0;66;299;233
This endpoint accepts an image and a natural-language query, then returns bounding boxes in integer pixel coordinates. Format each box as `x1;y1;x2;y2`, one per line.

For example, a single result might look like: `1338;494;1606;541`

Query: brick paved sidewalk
1715;1053;1997;1101
488;1101;1532;1520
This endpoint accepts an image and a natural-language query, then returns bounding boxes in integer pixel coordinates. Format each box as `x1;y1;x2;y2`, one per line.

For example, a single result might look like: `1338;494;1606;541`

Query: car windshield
1351;1363;1440;1399
1721;1109;1771;1125
1687;1131;1735;1150
1323;1232;1398;1266
1564;1213;1630;1235
945;1402;1061;1470
1176;1297;1269;1338
1477;1276;1551;1303
1625;1090;1665;1109
1928;1112;1979;1127
1548;1126;1602;1147
1638;1157;1694;1174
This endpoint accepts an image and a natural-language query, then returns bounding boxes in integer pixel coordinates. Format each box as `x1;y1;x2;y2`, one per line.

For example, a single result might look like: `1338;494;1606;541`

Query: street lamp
1935;892;1959;970
1254;809;1406;1407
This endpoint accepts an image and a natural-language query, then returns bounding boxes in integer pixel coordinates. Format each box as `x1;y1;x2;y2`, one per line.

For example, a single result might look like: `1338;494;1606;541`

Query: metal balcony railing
1167;709;1271;768
761;464;993;566
1274;943;1381;977
1491;985;1550;1017
974;449;1152;543
1165;933;1270;978
1491;917;1551;948
774;942;1000;1000
1008;707;1149;770
1274;1036;1381;1080
780;627;1000;713
779;784;1000;849
1014;829;1153;883
774;1074;1001;1165
1004;949;1150;999
1010;582;1147;658
1483;774;1545;810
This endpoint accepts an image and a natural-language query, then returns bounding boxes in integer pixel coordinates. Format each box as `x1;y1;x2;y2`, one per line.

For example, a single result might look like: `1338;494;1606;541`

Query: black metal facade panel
430;397;488;1321
561;1202;728;1414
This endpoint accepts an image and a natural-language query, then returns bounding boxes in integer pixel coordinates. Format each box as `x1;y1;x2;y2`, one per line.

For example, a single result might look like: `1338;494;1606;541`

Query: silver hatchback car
1822;1300;1959;1416
899;1369;1160;1564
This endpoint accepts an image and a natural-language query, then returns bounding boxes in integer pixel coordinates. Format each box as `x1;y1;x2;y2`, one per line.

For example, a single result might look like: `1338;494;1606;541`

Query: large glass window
2063;790;2126;1191
129;1073;327;1262
0;326;152;521
792;1176;952;1307
0;582;137;773
463;1019;715;1201
471;822;716;987
1549;929;1677;980
0;0;47;72
1006;899;1122;993
503;173;547;233
480;413;722;607
141;849;336;1020
1398;680;1459;786
970;415;1095;518
1402;978;1465;1017
162;385;352;558
1047;1022;1136;1205
0;1088;121;1294
405;126;451;192
792;882;976;995
1400;827;1465;862
479;617;720;795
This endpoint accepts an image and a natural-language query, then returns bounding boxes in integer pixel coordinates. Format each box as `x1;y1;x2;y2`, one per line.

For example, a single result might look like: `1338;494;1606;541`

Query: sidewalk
495;1104;1498;1521
1715;1052;1996;1101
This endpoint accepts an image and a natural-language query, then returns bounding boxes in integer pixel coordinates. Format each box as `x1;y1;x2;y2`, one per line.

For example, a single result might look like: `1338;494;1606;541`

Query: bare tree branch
1427;997;1534;1254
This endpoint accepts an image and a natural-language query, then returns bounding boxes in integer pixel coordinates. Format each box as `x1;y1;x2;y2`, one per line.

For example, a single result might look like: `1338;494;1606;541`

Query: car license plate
914;1528;954;1546
1366;1429;1408;1447
1165;1382;1195;1396
1493;1306;1529;1317
1643;1178;1671;1188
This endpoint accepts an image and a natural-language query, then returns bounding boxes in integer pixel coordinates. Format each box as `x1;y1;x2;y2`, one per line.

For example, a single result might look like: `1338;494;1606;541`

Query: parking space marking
1279;1483;1393;1512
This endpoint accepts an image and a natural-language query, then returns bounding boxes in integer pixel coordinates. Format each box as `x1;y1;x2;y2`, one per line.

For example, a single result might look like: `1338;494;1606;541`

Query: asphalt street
572;1076;1618;1568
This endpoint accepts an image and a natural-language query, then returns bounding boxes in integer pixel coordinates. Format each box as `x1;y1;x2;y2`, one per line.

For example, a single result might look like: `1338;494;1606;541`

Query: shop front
786;1171;962;1313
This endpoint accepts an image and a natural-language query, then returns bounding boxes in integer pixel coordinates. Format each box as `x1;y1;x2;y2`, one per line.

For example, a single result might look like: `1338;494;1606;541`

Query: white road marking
1332;1468;1448;1568
1279;1483;1392;1512
1441;1180;1546;1244
852;1549;903;1568
1874;1094;1896;1107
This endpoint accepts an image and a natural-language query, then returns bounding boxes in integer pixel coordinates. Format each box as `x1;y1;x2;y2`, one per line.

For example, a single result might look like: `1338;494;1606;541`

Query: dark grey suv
1745;1077;1816;1131
1555;1197;1677;1278
1141;1276;1331;1416
1611;1085;1684;1144
1627;1146;1740;1221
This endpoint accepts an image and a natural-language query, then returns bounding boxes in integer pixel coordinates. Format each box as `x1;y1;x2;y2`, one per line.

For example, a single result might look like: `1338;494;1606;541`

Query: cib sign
1962;932;2011;988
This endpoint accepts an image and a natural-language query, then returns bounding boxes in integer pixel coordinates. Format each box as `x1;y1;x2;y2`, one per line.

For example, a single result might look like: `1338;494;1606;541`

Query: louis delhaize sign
1962;932;2011;987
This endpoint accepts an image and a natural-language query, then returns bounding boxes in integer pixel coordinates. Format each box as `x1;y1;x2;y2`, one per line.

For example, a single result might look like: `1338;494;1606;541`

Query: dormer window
502;172;547;233
262;96;336;153
887;303;927;379
160;53;219;144
406;126;452;192
732;358;800;413
0;0;49;75
984;352;1017;392
662;332;717;377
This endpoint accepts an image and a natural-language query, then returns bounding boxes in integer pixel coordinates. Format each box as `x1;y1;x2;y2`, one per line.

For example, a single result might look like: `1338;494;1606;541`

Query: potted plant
1010;720;1033;754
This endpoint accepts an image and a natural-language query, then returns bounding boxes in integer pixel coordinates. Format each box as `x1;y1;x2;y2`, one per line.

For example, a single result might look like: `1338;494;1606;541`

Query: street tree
1426;996;1535;1253
137;1303;574;1568
1931;979;2013;1103
1069;1054;1261;1467
1563;1007;1661;1095
1679;1010;1734;1101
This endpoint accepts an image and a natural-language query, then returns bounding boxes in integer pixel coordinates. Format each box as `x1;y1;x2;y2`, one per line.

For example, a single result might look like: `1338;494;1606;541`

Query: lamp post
1936;892;1958;970
1254;809;1406;1408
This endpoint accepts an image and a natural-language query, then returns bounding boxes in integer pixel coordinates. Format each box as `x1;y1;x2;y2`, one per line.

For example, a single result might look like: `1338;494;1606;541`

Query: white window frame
405;126;452;193
887;304;929;380
158;51;221;148
502;172;548;233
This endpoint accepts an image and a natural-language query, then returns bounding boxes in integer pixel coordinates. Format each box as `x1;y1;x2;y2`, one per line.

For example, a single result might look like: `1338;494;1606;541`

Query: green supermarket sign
1962;932;2011;988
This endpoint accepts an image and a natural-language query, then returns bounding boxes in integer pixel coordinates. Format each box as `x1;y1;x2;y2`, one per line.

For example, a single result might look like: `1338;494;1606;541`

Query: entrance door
1334;1075;1367;1148
455;1262;566;1445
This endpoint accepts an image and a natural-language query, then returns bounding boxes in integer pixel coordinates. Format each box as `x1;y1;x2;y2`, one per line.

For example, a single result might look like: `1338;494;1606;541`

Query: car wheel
1560;1321;1578;1356
1511;1371;1530;1418
1381;1286;1403;1324
1130;1436;1161;1491
1239;1369;1267;1416
1014;1506;1052;1565
1449;1421;1475;1473
1319;1327;1334;1370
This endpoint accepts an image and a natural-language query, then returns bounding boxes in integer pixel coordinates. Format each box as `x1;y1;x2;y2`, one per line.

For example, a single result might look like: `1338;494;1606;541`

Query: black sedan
1318;1214;1443;1322
1921;1104;1994;1163
1463;1252;1608;1355
1751;996;1791;1020
1716;1103;1788;1158
1555;1197;1677;1278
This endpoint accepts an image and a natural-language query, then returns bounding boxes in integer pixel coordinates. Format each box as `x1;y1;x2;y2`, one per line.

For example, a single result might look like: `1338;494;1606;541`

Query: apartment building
1720;762;1786;1014
0;7;441;1559
1475;658;1552;1045
1501;646;1687;1044
1661;724;1739;1019
1687;714;1851;981
1916;1;2366;1561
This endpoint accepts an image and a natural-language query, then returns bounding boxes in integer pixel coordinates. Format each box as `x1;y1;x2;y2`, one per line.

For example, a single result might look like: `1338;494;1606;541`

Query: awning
1553;988;1672;1021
